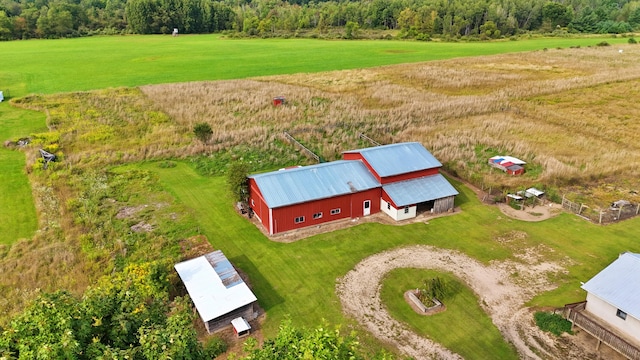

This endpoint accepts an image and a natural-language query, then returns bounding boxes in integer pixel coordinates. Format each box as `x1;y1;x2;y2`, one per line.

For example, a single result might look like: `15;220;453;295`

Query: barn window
330;208;341;215
294;216;305;224
404;206;410;214
313;212;323;219
251;199;255;206
387;203;391;210
617;309;627;320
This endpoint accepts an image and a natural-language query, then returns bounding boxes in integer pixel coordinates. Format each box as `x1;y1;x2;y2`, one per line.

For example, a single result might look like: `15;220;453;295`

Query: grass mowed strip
380;268;519;360
139;160;640;318
0;36;631;247
0;35;627;98
131;161;512;334
0;104;46;244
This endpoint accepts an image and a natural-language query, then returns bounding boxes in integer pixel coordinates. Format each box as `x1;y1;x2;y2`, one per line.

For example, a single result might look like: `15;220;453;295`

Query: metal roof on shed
581;252;640;320
344;142;441;177
174;250;257;323
383;174;458;207
249;160;380;208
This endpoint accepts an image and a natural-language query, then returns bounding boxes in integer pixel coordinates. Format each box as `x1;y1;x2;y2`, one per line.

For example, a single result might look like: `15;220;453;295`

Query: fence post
599;211;603;224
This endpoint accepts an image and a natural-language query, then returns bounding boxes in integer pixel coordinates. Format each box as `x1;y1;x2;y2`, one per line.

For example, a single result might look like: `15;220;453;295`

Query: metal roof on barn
581;252;640;320
174;250;257;323
383;174;459;207
344;142;442;177
249;160;380;208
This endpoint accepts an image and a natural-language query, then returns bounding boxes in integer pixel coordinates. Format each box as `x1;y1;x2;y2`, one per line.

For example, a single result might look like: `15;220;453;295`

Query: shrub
158;160;177;168
534;311;573;336
629;37;637;44
203;336;227;358
596;41;610;47
193;122;213;143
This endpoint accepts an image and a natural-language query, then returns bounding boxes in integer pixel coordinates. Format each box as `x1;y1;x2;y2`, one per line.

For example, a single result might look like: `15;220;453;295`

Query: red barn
248;142;458;235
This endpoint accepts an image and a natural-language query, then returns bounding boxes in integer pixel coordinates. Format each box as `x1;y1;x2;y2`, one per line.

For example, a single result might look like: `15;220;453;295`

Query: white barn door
363;200;371;216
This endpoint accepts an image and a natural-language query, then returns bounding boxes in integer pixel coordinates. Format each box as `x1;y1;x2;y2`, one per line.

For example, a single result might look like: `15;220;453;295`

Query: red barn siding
247;178;270;232
265;188;381;235
381;168;439;184
381;190;398;208
343;153;379;181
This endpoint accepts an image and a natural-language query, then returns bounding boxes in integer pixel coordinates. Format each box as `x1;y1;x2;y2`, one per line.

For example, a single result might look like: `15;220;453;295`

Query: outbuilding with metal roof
248;142;457;235
580;252;640;345
174;250;258;333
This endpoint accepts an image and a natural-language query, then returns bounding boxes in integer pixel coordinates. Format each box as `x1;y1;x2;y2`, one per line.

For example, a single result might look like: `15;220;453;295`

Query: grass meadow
380;269;519;360
0;35;629;97
2;34;640;357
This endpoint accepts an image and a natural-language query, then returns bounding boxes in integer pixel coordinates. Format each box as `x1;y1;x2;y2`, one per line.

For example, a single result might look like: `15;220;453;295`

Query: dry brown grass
13;45;640;206
3;43;640;327
137;45;640;208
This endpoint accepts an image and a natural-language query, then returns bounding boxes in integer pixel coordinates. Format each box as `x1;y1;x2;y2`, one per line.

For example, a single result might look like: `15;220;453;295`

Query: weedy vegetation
2;37;640;358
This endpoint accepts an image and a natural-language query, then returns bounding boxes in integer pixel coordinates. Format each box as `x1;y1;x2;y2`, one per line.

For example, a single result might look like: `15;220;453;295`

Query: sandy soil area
498;202;564;222
336;246;566;359
336;245;606;360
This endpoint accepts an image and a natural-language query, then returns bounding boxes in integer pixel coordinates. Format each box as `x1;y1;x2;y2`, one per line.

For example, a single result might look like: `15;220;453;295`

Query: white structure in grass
581;252;640;345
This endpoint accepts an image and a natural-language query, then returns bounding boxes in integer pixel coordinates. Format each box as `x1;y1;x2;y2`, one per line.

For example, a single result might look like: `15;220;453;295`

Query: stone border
404;290;446;316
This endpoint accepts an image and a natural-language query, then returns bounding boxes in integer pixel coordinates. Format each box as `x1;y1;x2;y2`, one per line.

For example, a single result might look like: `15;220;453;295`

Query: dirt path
336;245;572;360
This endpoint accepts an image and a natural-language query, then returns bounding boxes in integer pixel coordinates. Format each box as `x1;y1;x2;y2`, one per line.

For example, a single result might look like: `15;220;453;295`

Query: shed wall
205;302;257;334
585;293;640;345
433;196;455;213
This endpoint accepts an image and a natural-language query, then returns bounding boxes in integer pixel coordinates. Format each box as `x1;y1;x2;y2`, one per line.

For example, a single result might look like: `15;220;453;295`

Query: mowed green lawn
0;34;627;245
1;35;639;355
381;269;518;360
0;35;629;98
0;104;46;244
126;161;640;354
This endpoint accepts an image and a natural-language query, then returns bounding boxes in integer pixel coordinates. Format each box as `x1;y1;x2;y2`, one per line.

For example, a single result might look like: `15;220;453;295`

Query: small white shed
175;250;258;333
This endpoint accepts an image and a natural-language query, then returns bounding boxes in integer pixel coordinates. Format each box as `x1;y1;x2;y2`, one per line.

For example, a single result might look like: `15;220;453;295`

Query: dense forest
0;0;639;40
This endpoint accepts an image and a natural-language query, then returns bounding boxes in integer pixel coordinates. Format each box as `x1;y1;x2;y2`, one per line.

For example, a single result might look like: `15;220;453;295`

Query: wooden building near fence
174;250;258;334
248;142;458;234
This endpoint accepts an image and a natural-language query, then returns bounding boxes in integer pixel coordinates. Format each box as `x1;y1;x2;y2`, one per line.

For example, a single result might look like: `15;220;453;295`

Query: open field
0;35;630;98
0;35;628;245
3;36;640;358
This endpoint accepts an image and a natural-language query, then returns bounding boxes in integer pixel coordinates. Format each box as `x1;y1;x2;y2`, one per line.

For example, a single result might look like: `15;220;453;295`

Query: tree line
0;0;639;40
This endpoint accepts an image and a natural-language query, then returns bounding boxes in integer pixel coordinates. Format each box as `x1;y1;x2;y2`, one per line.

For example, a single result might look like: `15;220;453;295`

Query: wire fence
476;183;640;225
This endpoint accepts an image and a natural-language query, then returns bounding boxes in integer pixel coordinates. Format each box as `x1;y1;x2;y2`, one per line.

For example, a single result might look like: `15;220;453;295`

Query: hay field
138;45;640;208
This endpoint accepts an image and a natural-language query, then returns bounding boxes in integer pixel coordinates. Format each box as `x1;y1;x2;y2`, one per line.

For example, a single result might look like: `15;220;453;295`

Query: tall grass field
1;34;640;358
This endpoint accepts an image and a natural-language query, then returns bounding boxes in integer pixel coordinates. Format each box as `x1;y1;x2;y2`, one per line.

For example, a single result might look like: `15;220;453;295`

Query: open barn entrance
417;200;435;215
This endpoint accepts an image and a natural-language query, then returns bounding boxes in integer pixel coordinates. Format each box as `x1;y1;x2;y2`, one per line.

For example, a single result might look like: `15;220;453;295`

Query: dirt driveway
336;245;599;360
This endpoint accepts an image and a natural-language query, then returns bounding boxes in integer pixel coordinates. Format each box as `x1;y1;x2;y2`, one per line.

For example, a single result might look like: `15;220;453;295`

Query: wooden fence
562;195;640;224
282;131;320;162
565;302;640;360
358;133;381;146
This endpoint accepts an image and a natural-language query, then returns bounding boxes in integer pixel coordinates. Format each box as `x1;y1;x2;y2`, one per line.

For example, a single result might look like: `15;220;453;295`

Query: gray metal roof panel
344;142;442;177
174;251;257;323
249;160;380;208
204;251;243;288
581;252;640;320
383;174;458;207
